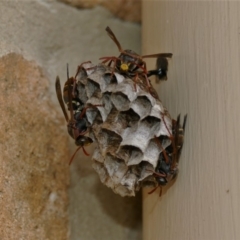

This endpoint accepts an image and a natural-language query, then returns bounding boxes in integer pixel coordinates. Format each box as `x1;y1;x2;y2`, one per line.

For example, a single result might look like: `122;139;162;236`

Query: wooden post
142;2;240;240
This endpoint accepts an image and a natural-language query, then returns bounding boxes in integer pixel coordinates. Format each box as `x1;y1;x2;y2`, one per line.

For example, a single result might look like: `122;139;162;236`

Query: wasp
149;114;187;195
100;26;172;97
55;68;95;165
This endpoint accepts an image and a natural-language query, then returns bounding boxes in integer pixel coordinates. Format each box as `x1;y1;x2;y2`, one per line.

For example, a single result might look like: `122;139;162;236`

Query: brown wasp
149;114;187;195
100;26;172;97
55;67;95;165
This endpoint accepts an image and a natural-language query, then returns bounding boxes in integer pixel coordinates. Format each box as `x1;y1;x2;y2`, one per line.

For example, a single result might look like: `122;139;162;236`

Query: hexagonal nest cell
75;63;173;196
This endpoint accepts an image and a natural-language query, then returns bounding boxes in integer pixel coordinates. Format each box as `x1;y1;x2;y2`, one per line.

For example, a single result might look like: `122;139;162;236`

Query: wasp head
75;135;93;147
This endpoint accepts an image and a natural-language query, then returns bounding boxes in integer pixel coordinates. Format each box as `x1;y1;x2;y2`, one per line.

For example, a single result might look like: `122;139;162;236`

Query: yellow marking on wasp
120;63;128;71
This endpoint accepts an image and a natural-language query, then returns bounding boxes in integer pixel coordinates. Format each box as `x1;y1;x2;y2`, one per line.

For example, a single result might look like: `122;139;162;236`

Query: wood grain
142;2;240;240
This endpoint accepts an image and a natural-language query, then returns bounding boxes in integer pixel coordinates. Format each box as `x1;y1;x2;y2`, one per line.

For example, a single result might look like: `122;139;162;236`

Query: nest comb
75;62;173;197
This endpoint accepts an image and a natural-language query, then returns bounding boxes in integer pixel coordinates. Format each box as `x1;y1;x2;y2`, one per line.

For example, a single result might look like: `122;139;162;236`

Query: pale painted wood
142;2;240;240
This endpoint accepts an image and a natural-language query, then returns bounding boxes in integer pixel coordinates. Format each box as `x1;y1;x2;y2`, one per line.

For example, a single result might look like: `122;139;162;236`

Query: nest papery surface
76;63;172;197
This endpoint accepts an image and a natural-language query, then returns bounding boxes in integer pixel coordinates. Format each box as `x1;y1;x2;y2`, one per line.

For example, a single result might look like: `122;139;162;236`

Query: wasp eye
120;63;128;72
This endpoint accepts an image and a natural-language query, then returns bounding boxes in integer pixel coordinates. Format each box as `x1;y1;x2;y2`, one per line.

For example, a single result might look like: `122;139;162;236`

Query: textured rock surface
58;0;141;22
75;63;172;196
0;53;69;240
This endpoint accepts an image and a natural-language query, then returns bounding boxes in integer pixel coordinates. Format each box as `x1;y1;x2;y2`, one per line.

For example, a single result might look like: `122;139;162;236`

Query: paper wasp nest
76;63;172;197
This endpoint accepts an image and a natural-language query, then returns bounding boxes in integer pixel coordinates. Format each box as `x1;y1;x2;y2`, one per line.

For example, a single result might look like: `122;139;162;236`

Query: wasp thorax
116;50;144;75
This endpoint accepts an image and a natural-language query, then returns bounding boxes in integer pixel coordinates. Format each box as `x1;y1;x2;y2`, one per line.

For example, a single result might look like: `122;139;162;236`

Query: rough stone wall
0;1;141;240
0;53;69;240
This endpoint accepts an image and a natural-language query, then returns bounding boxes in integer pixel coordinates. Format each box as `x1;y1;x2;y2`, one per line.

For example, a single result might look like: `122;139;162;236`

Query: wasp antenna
148;186;158;194
106;26;123;53
69;146;82;165
142;53;173;59
82;146;90;156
